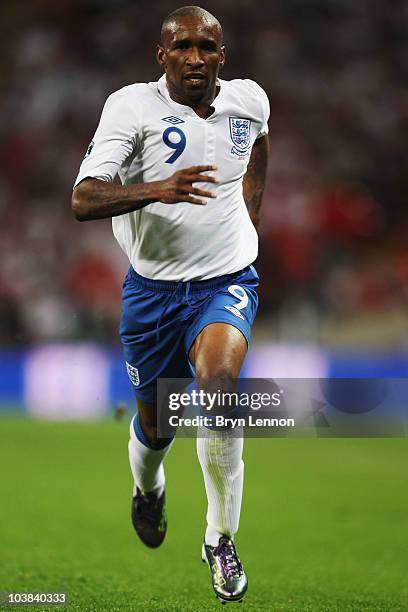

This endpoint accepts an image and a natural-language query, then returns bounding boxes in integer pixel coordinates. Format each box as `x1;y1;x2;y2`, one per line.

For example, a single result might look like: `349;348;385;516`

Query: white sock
128;417;174;497
197;426;244;546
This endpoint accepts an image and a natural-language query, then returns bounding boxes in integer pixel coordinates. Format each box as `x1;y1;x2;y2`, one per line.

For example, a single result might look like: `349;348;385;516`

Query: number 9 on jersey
162;127;186;164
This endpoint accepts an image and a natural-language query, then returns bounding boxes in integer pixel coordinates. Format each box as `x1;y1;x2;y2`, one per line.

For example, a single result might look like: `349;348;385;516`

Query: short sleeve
245;80;270;139
74;88;140;187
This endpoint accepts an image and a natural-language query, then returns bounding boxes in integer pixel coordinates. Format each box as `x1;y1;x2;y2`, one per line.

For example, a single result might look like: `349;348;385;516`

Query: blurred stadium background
1;2;408;610
1;0;408;417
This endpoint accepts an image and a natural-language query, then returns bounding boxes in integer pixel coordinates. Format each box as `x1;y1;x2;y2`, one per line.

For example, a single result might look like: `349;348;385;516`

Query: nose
186;46;204;67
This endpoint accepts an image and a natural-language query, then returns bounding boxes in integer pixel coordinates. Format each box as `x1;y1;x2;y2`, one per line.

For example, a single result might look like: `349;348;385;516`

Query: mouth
183;72;207;86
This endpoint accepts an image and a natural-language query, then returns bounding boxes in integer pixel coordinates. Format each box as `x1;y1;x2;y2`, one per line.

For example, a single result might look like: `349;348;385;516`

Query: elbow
71;185;90;221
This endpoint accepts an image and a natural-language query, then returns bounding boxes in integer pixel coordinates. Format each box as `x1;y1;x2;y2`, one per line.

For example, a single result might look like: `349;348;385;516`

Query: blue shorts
120;265;259;403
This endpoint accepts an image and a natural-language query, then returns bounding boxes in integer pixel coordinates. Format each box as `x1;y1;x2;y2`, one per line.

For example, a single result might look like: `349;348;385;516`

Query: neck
165;76;219;119
190;97;216;119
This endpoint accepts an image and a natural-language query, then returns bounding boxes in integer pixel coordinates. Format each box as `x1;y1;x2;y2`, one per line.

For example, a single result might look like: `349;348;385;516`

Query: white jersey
74;75;269;281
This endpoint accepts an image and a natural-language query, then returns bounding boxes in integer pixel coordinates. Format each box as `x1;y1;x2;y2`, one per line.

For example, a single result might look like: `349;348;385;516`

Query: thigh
189;322;247;377
186;265;259;374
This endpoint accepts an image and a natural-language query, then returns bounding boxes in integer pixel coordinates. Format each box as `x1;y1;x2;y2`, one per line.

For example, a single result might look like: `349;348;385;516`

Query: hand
156;165;219;206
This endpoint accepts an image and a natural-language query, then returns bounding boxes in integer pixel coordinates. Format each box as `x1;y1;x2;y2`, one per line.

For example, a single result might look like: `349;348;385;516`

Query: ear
219;45;226;69
156;44;166;69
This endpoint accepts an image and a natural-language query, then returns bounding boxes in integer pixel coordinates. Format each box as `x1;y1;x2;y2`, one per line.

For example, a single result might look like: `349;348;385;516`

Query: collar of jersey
157;74;224;120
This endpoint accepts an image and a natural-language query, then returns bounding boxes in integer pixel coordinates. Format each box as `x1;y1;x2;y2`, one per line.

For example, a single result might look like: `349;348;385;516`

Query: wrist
130;180;164;207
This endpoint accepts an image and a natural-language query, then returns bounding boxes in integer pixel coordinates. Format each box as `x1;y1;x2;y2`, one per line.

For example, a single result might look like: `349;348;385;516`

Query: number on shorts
227;285;248;310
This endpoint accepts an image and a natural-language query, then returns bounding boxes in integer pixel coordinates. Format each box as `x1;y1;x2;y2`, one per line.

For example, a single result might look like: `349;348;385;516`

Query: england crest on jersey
229;117;251;158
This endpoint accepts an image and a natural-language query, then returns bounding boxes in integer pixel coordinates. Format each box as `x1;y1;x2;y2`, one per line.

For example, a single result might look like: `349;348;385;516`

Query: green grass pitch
0;416;407;611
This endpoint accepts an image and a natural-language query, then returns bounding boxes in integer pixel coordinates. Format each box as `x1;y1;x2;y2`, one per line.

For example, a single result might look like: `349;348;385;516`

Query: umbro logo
224;305;245;320
161;116;185;124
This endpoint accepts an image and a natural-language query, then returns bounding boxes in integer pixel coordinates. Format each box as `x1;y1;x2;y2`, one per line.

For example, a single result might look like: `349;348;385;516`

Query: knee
196;363;237;381
196;365;237;403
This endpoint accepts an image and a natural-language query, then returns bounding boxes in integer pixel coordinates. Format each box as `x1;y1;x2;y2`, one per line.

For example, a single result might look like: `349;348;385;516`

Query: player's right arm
72;165;218;222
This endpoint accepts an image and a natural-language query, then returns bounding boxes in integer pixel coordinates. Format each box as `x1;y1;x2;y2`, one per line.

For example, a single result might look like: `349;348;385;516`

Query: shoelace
214;539;243;579
136;491;160;523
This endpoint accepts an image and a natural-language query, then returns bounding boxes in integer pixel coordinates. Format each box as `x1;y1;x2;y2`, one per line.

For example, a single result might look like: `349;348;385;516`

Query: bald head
161;6;223;45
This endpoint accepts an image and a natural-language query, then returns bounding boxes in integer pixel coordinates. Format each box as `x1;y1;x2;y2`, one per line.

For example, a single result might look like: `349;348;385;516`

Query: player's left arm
242;135;269;231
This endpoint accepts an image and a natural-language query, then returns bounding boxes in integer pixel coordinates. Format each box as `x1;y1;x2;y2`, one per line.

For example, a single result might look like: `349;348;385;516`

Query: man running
72;5;269;603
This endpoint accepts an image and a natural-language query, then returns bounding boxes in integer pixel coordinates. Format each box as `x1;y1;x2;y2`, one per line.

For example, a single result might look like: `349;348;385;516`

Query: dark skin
243;136;269;229
157;15;225;118
71;14;269;443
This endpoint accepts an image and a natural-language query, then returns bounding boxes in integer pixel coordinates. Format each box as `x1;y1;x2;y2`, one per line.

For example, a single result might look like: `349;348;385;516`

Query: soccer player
72;5;269;604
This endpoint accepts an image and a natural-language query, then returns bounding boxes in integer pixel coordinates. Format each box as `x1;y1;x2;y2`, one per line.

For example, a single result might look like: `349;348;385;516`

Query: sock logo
126;362;140;386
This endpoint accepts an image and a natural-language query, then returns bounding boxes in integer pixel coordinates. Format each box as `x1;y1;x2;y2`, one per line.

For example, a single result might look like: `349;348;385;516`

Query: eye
173;41;190;50
202;42;217;52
